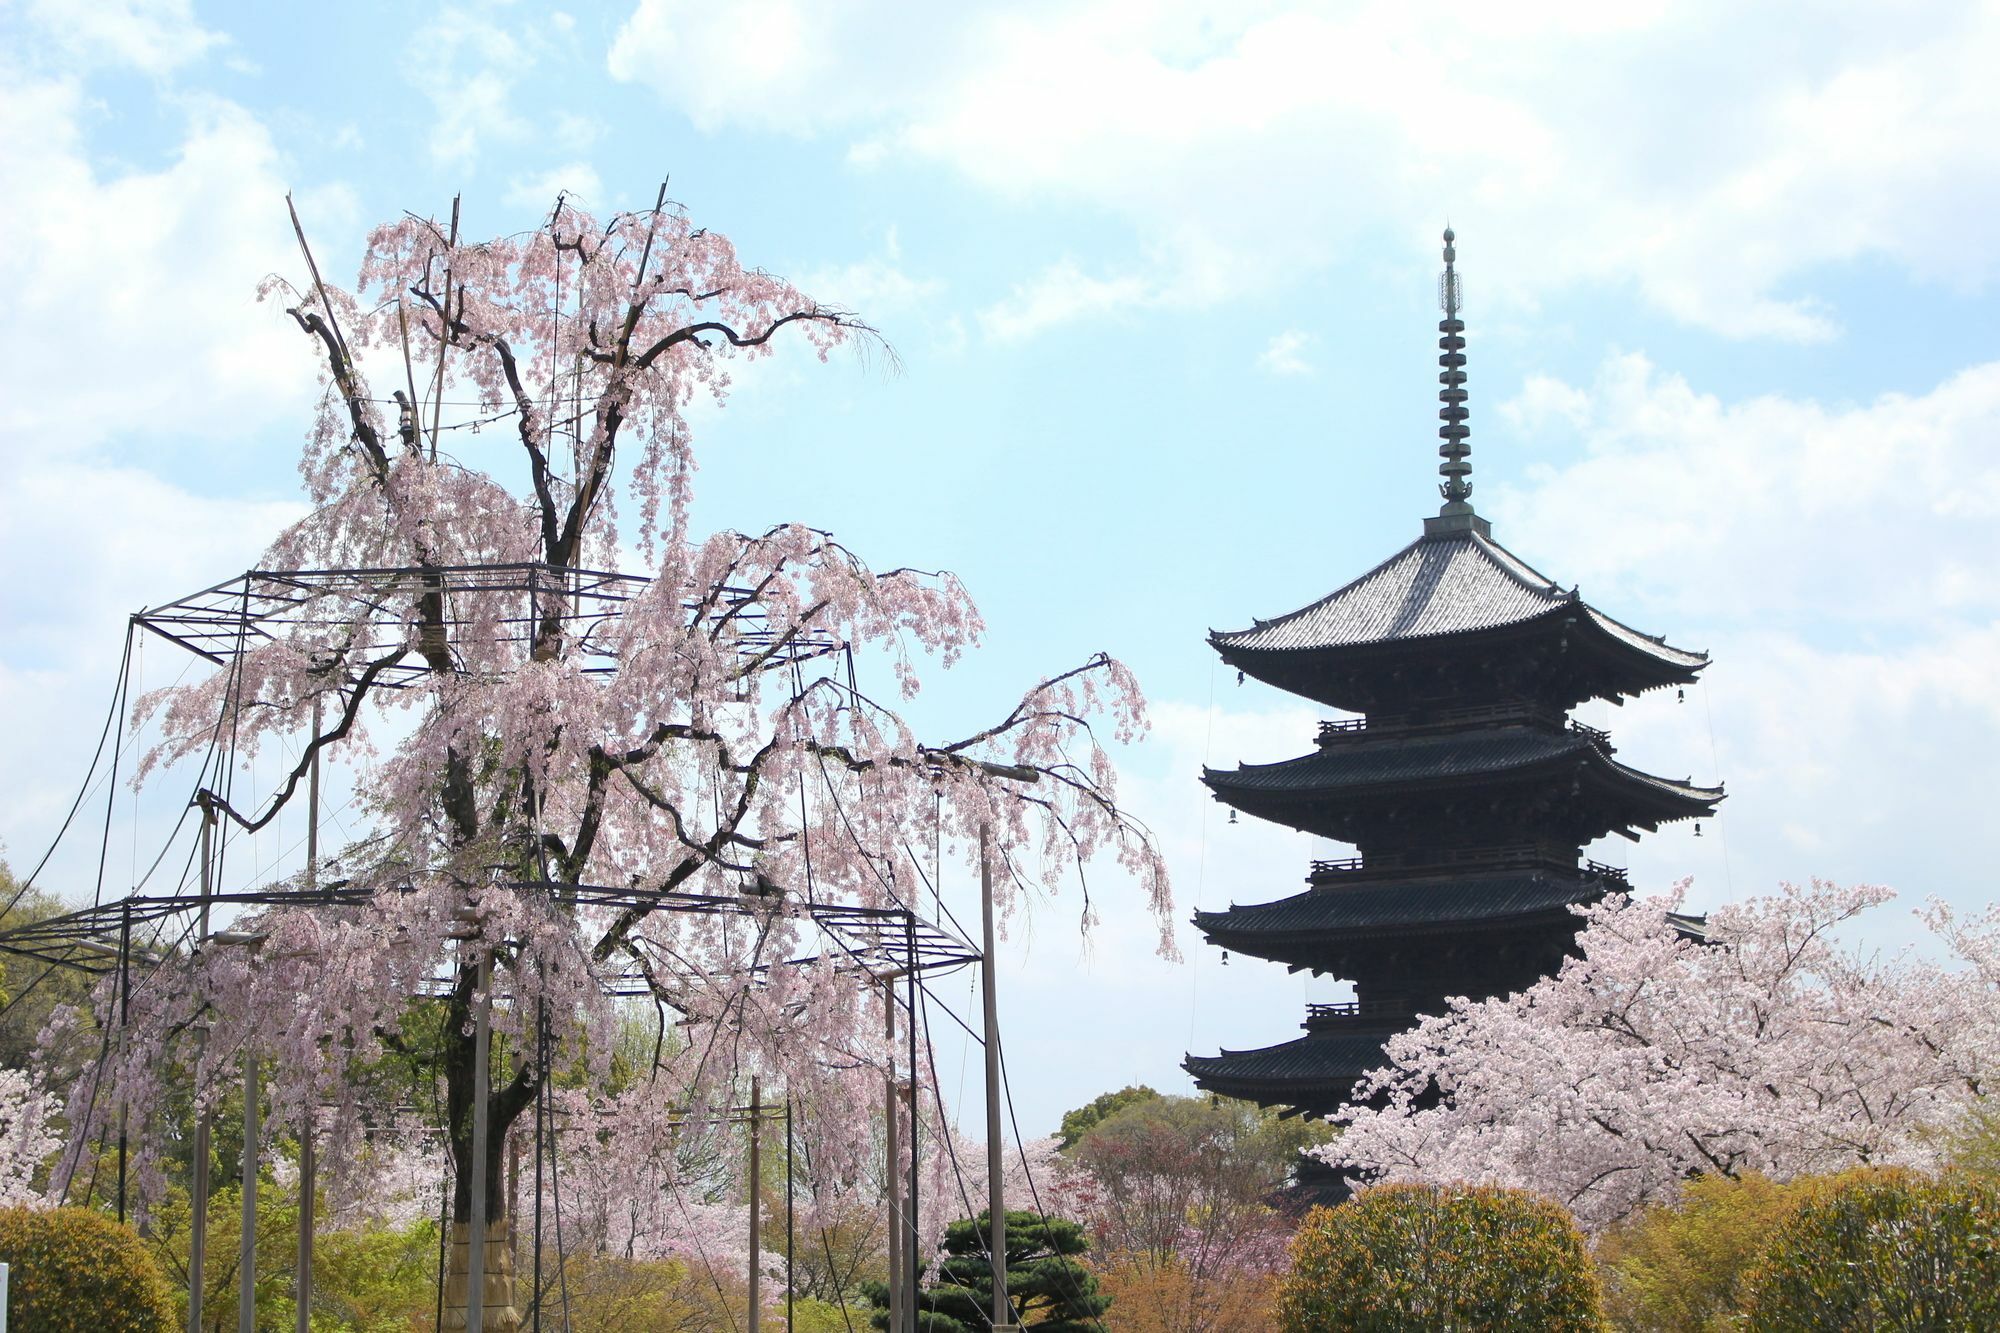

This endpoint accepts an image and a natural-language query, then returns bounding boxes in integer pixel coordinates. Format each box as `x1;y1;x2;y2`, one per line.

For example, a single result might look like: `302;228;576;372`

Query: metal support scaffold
3;559;1005;1331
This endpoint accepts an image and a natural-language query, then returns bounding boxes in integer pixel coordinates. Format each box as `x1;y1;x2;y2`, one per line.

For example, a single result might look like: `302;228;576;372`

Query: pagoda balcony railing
1583;859;1631;888
1318;699;1576;745
1568;719;1613;747
1308;843;1582;882
1304;998;1418;1029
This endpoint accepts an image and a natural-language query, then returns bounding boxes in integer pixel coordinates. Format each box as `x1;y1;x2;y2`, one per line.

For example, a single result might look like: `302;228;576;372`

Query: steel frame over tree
5;187;1164;1333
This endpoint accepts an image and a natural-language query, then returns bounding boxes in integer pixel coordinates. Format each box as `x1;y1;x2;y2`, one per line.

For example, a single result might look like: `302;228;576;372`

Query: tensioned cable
2;627;131;917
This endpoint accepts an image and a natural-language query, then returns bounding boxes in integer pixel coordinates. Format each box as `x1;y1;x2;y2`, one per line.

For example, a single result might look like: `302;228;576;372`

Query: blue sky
3;0;1998;1138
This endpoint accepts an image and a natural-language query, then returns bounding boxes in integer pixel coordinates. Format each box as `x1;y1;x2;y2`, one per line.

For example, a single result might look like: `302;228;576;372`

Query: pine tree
863;1210;1109;1331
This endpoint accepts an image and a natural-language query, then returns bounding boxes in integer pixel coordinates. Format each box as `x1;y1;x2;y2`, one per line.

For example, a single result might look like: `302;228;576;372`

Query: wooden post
980;825;1013;1328
239;1050;259;1333
468;946;492;1333
190;803;215;1333
297;696;322;1333
883;980;902;1333
748;1077;762;1333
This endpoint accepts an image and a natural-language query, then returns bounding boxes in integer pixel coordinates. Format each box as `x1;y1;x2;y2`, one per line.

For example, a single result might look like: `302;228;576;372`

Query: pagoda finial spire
1425;227;1488;537
1437;227;1472;512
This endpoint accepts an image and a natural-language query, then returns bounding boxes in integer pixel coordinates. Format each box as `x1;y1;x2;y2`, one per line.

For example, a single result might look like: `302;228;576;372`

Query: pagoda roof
1203;726;1719;805
1210;529;1706;673
1184;1030;1387;1105
1194;869;1606;944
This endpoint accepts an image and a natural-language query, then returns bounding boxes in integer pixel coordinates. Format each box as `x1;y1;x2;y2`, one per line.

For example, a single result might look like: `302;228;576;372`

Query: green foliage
1942;1095;2000;1178
1057;1086;1161;1152
1736;1167;2000;1331
1596;1171;1805;1332
863;1210;1111;1331
0;1204;178;1332
1276;1183;1605;1333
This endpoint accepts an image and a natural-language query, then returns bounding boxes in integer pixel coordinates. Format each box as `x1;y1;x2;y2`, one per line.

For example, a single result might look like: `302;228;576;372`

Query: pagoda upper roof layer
1210;528;1706;676
1193;868;1610;945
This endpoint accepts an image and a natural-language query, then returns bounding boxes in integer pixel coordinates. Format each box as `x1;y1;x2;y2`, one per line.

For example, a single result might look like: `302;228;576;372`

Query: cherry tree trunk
443;1214;520;1332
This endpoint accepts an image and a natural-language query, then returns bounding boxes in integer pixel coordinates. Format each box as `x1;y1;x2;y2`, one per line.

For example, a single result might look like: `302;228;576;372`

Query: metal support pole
190;803;215;1333
905;938;920;1320
785;1096;795;1333
115;902;132;1223
239;1051;259;1333
468;946;493;1333
748;1077;762;1333
980;825;1012;1328
883;979;902;1333
297;697;321;1333
296;1114;315;1333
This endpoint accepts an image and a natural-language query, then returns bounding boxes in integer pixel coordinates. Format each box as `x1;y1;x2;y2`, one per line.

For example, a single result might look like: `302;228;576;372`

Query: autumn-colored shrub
0;1204;177;1333
1596;1171;1805;1331
1736;1167;2000;1331
1274;1183;1604;1333
1094;1250;1278;1331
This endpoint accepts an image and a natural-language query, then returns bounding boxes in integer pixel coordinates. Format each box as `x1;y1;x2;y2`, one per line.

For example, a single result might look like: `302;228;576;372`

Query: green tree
1596;1171;1805;1332
0;1204;177;1332
1057;1087;1160;1152
0;859;97;1072
863;1210;1111;1331
1276;1184;1605;1333
1736;1167;2000;1331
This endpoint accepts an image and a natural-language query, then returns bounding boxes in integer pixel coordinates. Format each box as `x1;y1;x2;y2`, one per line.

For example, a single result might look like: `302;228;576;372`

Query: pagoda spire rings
1436;227;1474;517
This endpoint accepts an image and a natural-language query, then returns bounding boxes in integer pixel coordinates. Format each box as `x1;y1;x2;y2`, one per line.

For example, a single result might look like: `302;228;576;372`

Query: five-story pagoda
1183;230;1722;1122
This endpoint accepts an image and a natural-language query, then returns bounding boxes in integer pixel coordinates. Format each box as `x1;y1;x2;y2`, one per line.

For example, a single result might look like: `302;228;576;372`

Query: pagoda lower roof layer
1184;1029;1388;1107
1194;869;1610;944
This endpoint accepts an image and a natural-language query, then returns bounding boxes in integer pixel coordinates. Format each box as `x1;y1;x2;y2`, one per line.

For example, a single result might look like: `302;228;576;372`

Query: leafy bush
1736;1167;2000;1331
0;1204;177;1332
1596;1171;1804;1331
1275;1183;1604;1332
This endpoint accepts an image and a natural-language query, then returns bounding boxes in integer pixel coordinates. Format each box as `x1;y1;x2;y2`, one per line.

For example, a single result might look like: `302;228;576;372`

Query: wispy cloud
1259;330;1314;377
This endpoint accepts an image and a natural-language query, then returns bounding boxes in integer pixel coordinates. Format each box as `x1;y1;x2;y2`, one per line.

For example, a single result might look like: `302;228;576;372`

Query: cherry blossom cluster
1330;880;2000;1228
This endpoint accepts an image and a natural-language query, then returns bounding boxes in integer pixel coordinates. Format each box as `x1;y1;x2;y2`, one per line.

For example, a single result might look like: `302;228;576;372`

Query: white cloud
0;77;334;449
1259;329;1314;377
25;0;222;74
504;162;606;213
978;261;1153;343
1486;354;2000;927
1491;353;2000;628
609;0;2000;342
411;8;533;169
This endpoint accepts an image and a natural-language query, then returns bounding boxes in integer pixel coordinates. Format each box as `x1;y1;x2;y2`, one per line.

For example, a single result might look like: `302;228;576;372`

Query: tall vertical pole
532;1005;546;1333
748;1077;762;1333
190;802;215;1333
468;945;492;1333
115;902;132;1223
883;979;902;1333
297;698;321;1333
785;1096;795;1333
980;825;1012;1328
239;1049;259;1333
905;938;921;1319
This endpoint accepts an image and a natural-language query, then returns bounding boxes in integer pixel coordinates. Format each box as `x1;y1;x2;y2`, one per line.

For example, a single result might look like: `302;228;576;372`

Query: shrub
1736;1167;2000;1331
1596;1171;1805;1331
1275;1183;1604;1333
0;1204;177;1332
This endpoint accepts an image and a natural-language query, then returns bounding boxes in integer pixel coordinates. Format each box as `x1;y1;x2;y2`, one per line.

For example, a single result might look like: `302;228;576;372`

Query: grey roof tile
1211;530;1707;670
